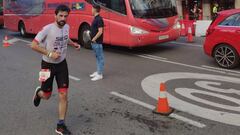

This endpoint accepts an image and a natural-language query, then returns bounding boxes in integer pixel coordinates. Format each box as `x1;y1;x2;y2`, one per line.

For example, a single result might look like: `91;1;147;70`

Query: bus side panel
69;14;92;40
108;17;130;46
30;14;54;34
4;15;20;32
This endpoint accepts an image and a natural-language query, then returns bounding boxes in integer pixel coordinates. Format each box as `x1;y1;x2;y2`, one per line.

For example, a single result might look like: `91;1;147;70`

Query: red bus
3;0;180;48
0;0;3;27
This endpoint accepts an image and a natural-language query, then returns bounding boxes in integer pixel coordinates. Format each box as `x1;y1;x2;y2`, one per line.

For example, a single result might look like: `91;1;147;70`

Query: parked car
204;9;240;69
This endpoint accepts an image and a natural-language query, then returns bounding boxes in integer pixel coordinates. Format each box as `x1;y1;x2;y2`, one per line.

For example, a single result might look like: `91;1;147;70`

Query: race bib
39;69;51;82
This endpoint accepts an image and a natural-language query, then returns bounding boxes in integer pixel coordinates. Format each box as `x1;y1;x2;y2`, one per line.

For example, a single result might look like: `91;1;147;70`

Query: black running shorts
41;59;69;95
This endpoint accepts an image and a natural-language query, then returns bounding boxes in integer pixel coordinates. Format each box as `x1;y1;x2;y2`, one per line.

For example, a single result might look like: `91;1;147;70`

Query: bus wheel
79;24;92;49
19;22;27;37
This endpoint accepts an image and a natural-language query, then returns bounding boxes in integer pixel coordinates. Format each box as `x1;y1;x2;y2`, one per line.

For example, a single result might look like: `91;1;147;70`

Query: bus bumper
128;29;180;47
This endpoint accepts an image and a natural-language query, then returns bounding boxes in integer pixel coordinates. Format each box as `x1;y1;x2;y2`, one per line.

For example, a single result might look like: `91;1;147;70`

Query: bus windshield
129;0;177;19
5;0;45;14
0;0;3;15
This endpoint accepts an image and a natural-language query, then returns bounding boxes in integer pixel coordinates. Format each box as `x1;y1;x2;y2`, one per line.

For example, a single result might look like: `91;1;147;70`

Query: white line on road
136;55;168;61
15;38;32;44
137;55;227;74
202;65;240;75
8;38;20;44
141;54;167;60
110;91;206;128
170;41;203;48
69;75;81;81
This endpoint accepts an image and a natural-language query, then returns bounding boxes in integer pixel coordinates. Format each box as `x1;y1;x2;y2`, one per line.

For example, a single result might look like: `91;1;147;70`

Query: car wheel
19;22;27;37
79;24;92;49
214;44;240;69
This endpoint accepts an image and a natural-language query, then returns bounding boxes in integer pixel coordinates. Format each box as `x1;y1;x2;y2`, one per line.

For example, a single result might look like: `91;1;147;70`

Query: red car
204;9;240;69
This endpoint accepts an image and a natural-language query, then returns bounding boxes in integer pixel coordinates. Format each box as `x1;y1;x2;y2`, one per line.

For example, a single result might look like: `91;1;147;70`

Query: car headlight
173;21;181;29
130;26;149;35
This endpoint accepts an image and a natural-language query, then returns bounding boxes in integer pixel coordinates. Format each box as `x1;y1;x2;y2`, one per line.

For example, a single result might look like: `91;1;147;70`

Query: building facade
176;0;240;20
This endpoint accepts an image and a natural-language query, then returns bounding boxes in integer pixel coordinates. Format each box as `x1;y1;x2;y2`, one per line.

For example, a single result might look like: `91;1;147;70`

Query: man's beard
57;20;66;27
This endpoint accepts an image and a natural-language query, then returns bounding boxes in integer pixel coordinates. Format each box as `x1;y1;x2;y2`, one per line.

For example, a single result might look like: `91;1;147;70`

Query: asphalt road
1;27;240;135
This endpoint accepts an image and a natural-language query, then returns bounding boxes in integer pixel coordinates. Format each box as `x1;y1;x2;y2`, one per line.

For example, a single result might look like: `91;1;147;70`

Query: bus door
108;0;128;45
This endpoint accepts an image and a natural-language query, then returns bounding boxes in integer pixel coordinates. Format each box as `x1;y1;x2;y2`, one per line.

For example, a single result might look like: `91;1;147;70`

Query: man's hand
91;40;96;43
73;42;81;51
50;51;61;60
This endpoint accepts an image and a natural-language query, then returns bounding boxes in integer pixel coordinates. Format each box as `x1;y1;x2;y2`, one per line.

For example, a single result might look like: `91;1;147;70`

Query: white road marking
136;55;167;61
69;75;81;81
140;54;167;60
170;41;203;47
137;54;226;74
141;72;240;127
14;38;32;44
202;65;240;75
8;38;20;44
110;91;206;128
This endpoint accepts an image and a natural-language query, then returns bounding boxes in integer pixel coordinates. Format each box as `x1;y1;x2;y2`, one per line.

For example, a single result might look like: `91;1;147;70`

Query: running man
89;4;105;81
31;5;80;135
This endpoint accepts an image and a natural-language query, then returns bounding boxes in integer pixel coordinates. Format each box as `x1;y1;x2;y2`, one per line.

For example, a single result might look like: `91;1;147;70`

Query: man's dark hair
55;5;70;15
93;4;101;13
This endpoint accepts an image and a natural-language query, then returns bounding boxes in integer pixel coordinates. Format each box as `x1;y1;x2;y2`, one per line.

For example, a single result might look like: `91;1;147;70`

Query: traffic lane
0;39;200;134
67;44;240;134
119;41;240;72
1;30;240;134
176;36;205;46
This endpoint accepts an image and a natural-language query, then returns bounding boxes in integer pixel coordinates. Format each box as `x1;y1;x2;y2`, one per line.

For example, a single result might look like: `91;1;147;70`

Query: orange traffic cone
3;35;11;48
187;27;194;43
153;83;174;116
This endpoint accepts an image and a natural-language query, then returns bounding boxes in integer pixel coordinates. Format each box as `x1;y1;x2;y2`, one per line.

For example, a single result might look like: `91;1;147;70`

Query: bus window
0;0;2;15
94;0;110;8
85;0;92;4
110;0;127;15
129;0;177;19
94;0;126;15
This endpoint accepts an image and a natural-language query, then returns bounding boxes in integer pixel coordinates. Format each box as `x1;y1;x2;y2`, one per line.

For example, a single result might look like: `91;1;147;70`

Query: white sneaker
90;72;98;78
91;74;103;81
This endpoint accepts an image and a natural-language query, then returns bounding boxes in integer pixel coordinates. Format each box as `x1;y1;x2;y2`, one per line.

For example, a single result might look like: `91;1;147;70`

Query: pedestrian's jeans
91;43;104;75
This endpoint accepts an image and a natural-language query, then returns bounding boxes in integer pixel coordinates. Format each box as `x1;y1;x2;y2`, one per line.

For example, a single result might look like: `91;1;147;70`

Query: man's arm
92;27;103;43
31;40;60;59
31;40;49;56
68;38;81;50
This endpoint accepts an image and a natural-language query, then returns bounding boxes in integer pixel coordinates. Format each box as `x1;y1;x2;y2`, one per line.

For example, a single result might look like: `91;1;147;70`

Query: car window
219;14;240;26
233;14;240;26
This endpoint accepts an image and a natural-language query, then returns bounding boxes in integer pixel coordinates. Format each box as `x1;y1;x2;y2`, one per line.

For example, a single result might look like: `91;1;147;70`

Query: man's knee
39;91;52;100
58;88;68;100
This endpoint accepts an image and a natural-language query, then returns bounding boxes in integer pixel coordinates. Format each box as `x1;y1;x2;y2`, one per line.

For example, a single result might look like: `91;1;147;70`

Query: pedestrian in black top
89;4;105;81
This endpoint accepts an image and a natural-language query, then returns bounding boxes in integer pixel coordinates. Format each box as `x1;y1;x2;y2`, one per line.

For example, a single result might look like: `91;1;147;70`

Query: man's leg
38;91;52;100
55;60;71;135
91;43;99;71
91;44;104;81
58;88;68;121
97;44;104;75
33;63;54;107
